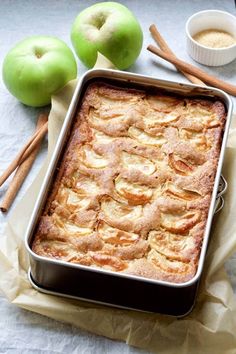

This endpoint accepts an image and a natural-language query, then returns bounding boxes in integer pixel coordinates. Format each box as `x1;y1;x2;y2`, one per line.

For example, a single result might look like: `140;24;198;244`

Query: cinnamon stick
0;113;48;212
0;117;48;188
149;24;205;86
147;44;236;96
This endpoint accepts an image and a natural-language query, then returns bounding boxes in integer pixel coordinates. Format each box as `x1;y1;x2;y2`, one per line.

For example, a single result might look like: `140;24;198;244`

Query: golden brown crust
32;82;226;283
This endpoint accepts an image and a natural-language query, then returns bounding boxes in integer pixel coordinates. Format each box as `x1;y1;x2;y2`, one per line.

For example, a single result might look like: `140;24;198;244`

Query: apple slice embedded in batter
99;103;134;119
185;104;220;128
115;176;152;204
168;153;194;175
101;196;142;221
164;182;201;201
88;108;128;131
147;249;195;276
146;95;183;112
144;110;180;128
57;187;91;210
52;214;93;236
78;144;108;168
179;129;210;151
160;210;201;235
36;240;76;260
121;151;155;175
90;253;127;271
128;126;167;146
64;223;93;236
92;128;116;144
75;175;100;195
148;230;196;261
98;221;139;245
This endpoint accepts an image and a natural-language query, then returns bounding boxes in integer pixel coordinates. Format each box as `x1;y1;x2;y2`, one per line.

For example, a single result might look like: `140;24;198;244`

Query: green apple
2;36;77;107
71;2;143;70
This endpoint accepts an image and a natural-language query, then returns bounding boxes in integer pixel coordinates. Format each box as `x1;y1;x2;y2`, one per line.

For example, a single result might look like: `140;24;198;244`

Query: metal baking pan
25;69;233;316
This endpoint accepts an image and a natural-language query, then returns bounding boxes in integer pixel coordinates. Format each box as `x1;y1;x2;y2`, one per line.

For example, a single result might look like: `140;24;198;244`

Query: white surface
0;0;236;353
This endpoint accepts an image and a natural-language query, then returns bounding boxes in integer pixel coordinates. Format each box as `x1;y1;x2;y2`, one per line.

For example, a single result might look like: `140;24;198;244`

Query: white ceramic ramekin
186;10;236;66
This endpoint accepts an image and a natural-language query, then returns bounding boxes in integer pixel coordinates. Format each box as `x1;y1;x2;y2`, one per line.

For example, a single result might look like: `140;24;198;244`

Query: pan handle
217;175;227;198
214;196;224;214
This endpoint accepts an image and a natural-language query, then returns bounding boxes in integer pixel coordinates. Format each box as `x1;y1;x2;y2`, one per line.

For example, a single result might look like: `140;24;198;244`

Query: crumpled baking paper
0;78;236;354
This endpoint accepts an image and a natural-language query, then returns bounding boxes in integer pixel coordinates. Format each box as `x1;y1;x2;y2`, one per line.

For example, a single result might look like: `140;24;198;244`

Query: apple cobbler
32;82;226;283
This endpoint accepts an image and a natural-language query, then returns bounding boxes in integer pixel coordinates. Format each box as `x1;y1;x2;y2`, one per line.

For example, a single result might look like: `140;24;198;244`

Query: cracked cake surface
32;81;226;283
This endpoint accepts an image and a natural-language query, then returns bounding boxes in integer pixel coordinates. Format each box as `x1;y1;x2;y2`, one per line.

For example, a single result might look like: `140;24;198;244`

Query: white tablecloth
0;0;235;352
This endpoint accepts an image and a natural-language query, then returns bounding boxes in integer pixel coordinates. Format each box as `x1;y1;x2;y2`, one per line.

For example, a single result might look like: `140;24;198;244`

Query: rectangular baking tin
25;69;233;316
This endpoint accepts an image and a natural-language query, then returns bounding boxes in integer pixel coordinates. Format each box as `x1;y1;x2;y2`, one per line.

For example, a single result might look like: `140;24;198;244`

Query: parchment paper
0;79;236;354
